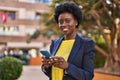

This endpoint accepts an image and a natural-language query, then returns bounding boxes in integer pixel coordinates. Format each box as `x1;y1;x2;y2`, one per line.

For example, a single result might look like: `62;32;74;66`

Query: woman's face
58;12;77;36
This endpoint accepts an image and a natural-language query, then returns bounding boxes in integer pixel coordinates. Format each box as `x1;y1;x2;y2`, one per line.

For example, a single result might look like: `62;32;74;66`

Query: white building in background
0;0;52;58
19;0;52;4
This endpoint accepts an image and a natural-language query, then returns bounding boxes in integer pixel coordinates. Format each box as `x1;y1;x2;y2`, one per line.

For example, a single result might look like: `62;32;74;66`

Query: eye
58;20;63;25
65;19;71;23
58;18;72;25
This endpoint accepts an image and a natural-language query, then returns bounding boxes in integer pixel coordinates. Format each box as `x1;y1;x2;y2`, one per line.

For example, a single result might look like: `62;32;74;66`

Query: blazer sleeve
65;39;95;80
41;40;54;78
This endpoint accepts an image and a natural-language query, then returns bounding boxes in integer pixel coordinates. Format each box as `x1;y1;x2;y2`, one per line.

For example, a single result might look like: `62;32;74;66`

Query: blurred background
0;0;120;79
0;0;54;65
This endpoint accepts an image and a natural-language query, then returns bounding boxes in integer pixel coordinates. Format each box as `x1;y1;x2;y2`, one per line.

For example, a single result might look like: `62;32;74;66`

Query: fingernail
48;62;50;64
54;58;58;60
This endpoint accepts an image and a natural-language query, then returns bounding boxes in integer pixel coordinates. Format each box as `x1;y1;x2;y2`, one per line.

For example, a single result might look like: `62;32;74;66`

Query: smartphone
40;50;51;58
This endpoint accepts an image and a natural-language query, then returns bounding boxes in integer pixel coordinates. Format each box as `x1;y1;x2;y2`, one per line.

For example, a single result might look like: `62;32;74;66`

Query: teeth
63;29;68;31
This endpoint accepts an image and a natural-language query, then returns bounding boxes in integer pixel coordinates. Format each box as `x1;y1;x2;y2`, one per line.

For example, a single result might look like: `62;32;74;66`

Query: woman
41;2;95;80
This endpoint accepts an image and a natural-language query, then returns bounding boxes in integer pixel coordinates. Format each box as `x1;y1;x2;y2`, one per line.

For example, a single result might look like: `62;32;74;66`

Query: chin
62;32;68;35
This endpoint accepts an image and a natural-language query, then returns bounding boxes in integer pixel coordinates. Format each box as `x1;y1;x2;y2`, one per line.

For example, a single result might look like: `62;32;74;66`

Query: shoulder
82;38;95;46
52;38;60;42
51;38;60;44
77;34;95;46
82;38;95;53
77;35;95;49
51;36;63;43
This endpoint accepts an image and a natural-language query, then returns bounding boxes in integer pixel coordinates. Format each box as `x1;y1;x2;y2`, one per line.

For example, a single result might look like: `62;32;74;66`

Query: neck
64;33;76;40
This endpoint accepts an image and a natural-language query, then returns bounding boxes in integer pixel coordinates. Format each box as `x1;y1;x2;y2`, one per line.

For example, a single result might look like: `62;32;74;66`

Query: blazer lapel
52;37;63;56
67;34;82;63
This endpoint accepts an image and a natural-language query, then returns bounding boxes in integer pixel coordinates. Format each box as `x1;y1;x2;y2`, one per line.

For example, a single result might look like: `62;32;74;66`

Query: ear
75;24;78;26
75;19;78;25
75;20;78;28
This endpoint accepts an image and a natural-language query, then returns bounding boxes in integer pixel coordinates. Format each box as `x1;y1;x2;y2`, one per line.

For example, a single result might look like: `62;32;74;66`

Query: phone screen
40;50;51;58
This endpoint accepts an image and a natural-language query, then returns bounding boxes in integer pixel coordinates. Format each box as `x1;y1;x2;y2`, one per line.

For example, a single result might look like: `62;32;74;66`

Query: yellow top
52;40;75;80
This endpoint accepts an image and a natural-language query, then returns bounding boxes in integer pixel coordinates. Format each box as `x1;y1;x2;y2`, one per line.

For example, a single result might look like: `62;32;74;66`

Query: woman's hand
41;56;54;69
52;56;68;69
42;56;68;69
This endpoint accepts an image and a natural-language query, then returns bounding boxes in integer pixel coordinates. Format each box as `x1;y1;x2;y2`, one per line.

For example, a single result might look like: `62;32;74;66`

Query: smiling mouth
63;29;68;31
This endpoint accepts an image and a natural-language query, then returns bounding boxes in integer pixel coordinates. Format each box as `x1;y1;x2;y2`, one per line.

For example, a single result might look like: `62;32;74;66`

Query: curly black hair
54;2;82;28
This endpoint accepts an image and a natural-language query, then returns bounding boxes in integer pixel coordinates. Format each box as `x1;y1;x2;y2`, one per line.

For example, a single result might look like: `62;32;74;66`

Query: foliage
30;30;41;39
0;57;23;80
94;42;107;68
20;55;28;61
79;0;120;71
19;55;29;65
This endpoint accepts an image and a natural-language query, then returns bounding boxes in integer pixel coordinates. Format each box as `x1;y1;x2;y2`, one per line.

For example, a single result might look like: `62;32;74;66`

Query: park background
0;0;120;80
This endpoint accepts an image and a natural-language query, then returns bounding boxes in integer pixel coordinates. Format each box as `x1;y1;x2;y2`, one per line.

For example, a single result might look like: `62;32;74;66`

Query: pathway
19;66;120;80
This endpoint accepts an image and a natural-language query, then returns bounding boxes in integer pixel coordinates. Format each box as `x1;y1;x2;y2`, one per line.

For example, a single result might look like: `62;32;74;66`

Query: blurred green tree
78;0;120;73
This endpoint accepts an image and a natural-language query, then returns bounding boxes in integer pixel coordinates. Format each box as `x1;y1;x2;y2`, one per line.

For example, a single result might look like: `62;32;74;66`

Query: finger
42;56;47;61
46;59;54;65
54;56;64;60
49;57;54;61
42;60;47;65
54;61;62;66
41;55;46;59
42;58;50;64
56;58;64;63
53;57;59;61
54;63;59;67
43;64;51;69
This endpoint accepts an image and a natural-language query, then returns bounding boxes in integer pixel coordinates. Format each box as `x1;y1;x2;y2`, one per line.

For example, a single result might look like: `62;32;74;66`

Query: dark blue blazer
42;34;95;80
